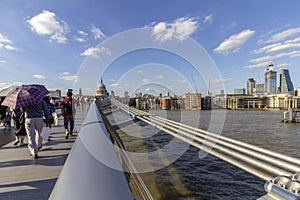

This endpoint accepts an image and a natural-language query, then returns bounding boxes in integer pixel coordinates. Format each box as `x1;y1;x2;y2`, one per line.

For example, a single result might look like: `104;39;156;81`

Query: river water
106;109;300;200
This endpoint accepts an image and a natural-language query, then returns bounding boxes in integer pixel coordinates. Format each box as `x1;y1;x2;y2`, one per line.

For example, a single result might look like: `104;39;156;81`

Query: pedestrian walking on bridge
61;89;76;139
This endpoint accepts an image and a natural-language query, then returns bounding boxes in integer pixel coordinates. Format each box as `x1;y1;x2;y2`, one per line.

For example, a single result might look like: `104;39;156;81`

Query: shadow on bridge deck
0;110;87;200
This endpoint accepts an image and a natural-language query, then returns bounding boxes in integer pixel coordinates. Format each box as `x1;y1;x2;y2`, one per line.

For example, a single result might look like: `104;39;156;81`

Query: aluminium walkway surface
0;110;88;200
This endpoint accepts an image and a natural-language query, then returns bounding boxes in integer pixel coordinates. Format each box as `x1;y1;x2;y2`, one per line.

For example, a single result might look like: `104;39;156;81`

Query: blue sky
1;0;300;96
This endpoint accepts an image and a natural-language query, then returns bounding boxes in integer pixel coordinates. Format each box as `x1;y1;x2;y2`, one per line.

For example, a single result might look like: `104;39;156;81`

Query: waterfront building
234;88;246;95
247;78;256;95
212;94;227;109
226;94;265;110
266;94;300;109
160;97;171;110
279;69;294;93
297;86;300;96
217;89;225;95
254;82;264;95
181;93;202;110
201;96;212;110
160;95;180;110
96;79;108;100
264;63;277;94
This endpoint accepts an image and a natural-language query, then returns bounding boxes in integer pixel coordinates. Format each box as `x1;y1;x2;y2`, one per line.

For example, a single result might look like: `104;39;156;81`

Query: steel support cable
134;115;272;181
139;115;291;177
114;105;299;174
113;103;300;173
112;101;296;177
144;116;300;173
154;115;300;166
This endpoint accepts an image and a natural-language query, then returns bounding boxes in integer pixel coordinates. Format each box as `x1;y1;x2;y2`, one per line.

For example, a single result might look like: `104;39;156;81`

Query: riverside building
247;78;256;95
264;63;277;94
279;69;294;93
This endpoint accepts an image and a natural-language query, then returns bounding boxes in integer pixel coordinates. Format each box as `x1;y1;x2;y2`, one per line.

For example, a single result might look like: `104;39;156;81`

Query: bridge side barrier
264;172;300;199
146;115;300;173
50;102;133;200
125;104;300;167
125;106;299;174
99;101;154;200
111;99;300;199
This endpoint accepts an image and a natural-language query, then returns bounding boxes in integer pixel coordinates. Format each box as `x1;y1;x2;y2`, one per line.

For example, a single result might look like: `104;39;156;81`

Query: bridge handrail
110;98;300;199
50;102;133;200
111;98;300;180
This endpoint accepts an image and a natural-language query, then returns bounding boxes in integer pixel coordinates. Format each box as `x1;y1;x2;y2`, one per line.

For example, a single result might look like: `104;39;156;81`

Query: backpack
64;99;73;115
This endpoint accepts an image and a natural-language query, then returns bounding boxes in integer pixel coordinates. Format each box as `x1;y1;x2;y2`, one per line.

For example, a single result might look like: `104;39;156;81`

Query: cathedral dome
96;79;108;97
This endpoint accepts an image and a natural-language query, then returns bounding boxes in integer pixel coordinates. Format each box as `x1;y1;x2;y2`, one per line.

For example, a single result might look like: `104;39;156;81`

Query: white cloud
58;72;78;81
110;83;128;89
0;33;17;51
0;59;7;63
78;30;88;36
142;79;151;83
266;43;300;53
33;74;45;79
4;45;17;51
0;33;12;44
203;13;213;24
243;61;270;69
253;43;280;54
91;25;105;40
137;70;143;75
152;17;198;42
75;37;86;43
266;27;300;43
276;63;291;68
211;78;233;84
250;51;300;64
254;38;300;54
214;29;255;54
27;10;69;43
80;46;111;58
156;75;164;79
249;55;273;64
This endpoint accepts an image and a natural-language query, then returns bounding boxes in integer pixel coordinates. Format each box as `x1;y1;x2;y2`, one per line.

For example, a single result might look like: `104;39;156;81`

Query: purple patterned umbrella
1;84;49;109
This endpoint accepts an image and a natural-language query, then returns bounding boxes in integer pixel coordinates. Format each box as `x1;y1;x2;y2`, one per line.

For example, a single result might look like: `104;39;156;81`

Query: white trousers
25;117;44;155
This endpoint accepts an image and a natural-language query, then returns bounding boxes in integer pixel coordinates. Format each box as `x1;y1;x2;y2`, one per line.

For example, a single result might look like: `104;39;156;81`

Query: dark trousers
63;115;74;133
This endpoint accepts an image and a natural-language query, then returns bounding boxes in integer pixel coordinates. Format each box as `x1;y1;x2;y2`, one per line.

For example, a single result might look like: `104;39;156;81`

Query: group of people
0;89;76;160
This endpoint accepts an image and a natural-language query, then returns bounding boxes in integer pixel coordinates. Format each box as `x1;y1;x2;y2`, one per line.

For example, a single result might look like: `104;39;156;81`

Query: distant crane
191;75;198;94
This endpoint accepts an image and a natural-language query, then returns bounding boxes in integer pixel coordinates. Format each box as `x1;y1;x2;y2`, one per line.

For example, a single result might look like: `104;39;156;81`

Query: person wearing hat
61;89;76;139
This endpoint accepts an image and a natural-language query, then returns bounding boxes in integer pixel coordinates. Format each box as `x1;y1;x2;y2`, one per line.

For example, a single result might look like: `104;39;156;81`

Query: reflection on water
107;109;300;199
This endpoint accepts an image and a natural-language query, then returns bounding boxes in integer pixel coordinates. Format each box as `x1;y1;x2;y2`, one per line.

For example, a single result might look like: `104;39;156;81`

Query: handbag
41;126;51;141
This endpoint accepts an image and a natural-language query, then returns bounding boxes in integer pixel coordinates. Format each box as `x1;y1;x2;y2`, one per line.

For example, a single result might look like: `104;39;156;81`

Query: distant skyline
1;0;300;95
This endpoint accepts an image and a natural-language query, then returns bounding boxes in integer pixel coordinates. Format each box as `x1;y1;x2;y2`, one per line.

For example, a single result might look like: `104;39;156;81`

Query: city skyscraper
234;88;246;95
254;82;264;94
264;63;277;94
247;78;256;95
279;69;294;93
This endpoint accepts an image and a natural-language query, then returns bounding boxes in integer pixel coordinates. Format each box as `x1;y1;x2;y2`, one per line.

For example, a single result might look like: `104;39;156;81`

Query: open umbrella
0;85;16;97
1;84;49;109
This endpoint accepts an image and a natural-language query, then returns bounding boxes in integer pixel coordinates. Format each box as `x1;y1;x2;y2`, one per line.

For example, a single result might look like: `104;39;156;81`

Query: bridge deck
0;110;87;199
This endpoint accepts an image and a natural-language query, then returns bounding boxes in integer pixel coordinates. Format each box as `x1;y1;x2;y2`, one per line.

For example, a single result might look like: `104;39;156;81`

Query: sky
1;0;300;96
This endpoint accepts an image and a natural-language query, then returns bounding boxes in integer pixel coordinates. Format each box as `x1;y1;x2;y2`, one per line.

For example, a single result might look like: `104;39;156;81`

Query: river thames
1;109;299;199
107;109;300;200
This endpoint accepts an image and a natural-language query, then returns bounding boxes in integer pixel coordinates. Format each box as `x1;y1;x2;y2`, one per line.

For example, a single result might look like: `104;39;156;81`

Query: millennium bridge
49;98;300;200
1;98;299;199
